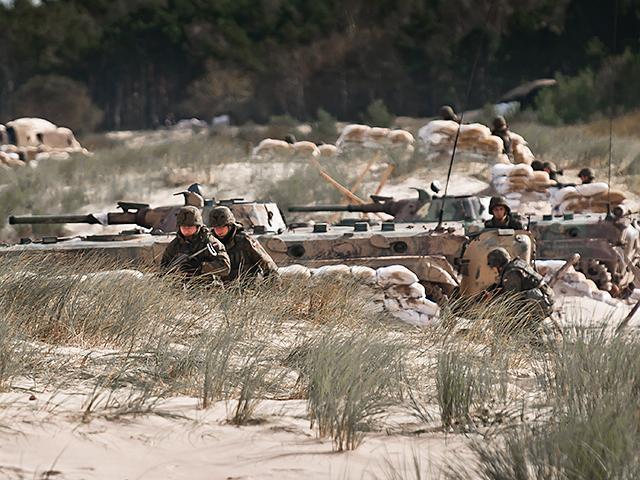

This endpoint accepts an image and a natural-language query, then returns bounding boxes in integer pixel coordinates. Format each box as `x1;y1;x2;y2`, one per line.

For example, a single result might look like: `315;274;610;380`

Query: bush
362;99;395;127
12;75;103;133
312;108;338;142
535;70;598;125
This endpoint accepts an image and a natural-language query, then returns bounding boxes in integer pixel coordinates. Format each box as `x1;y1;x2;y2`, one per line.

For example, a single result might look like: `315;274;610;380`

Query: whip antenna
437;2;496;229
607;0;619;219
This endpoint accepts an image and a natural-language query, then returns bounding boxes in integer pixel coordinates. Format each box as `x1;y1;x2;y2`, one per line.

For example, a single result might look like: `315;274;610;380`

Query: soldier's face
492;206;507;220
179;225;198;237
213;225;230;238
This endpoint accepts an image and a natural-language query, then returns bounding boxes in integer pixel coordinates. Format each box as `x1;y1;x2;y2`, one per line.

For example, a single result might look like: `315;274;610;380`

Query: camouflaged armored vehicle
2;186;532;303
528;210;640;296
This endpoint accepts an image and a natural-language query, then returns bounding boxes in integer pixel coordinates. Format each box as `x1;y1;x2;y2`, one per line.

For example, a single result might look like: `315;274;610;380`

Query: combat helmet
439;105;459;122
487;248;511;269
489;196;511;214
209;206;236;227
578;167;594;181
176;206;203;227
492;116;508;131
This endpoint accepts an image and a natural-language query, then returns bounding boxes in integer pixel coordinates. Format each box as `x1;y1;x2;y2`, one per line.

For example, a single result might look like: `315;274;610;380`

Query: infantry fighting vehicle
528;210;640;296
2;186;532;303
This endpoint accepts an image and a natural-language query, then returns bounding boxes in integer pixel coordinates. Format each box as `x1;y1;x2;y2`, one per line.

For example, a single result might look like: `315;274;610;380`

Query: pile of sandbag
335;124;415;157
278;263;440;326
417;120;535;165
535;260;617;306
417;120;504;163
551;183;627;214
252;139;325;160
491;163;557;208
0;149;26;169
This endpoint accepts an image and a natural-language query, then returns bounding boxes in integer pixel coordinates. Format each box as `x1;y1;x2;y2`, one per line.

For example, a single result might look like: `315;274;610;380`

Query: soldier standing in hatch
484;196;525;230
209;206;278;284
578;167;595;184
487;248;555;326
491;116;513;156
161;206;230;282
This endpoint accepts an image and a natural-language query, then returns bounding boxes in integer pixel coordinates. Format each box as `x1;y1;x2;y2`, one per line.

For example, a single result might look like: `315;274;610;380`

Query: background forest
1;0;639;132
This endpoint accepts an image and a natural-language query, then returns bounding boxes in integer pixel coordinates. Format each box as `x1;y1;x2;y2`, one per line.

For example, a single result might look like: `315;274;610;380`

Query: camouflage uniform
161;206;230;280
490;116;512;155
484;196;525;230
488;248;555;323
209;206;278;283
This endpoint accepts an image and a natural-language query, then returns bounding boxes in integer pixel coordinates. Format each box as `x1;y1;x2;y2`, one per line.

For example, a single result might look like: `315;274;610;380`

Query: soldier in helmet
439;105;460;123
484;196;525;230
161;206;230;281
487;248;555;325
209;206;278;283
490;116;512;155
578;167;595;184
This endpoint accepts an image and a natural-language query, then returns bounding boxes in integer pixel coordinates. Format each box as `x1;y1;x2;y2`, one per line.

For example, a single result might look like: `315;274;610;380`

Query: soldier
161;206;230;282
284;134;297;144
484;196;525;230
578;167;595;184
490;116;512;155
487;248;555;324
531;160;544;171
209;206;279;283
439;105;460;123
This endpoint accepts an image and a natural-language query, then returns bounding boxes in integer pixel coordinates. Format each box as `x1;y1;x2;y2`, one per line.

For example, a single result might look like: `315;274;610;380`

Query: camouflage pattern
214;224;278;282
496;257;555;320
209;206;236;227
176;206;203;227
161;226;230;279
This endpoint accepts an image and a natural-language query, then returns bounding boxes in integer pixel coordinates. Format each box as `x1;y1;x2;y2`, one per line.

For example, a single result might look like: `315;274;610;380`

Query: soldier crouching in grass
209;206;278;285
486;247;555;336
161;206;230;285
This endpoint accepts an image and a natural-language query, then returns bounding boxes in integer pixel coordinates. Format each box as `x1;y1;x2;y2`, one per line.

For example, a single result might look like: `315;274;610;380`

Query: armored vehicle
2;183;535;302
288;190;488;227
528;211;640;296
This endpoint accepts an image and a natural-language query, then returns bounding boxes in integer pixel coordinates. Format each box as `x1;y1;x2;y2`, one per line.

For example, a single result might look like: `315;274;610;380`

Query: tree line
0;0;638;132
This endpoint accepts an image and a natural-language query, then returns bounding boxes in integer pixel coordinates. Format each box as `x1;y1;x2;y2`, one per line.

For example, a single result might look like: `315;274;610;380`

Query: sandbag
292;141;320;158
386;282;426;299
491;163;514;178
399;297;440;316
508;164;534;177
376;265;419;288
337;124;370;145
278;264;311;279
390;309;424;326
575;182;608;197
252;139;293;158
388;129;415;145
513;145;534;165
350;266;377;284
365;127;391;144
318;144;338;157
311;265;352;278
508;132;527;148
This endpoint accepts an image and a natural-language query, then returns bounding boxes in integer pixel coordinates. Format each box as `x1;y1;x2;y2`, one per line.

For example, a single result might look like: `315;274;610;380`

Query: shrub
302;328;404;451
362;99;395;127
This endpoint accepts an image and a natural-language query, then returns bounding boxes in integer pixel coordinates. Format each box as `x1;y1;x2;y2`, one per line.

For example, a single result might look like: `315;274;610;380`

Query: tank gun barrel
288;204;387;213
9;211;139;226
